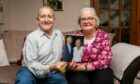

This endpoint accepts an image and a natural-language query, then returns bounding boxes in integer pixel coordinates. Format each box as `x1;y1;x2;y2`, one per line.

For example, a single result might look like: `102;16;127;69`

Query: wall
1;0;90;32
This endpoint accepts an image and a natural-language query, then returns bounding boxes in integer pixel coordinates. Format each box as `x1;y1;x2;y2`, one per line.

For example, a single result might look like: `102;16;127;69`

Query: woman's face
79;10;96;31
75;40;81;47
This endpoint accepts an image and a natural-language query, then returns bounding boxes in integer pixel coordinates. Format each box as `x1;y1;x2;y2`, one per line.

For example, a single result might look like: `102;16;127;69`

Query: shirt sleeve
22;36;50;78
91;34;112;70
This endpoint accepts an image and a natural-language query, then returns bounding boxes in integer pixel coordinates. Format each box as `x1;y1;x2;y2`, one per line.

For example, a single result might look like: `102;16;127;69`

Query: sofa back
3;30;32;63
1;30;115;63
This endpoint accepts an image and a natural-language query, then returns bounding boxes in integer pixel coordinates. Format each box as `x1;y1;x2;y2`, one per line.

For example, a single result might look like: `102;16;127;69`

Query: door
136;0;140;45
130;0;140;45
91;0;131;44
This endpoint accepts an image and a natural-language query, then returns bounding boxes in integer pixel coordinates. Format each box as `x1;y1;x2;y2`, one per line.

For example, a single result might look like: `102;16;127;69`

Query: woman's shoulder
96;29;108;38
97;29;107;34
72;30;83;36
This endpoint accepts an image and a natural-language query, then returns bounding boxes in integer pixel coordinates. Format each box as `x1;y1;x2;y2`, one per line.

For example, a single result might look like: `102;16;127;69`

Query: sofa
0;30;118;84
111;43;140;84
0;30;32;84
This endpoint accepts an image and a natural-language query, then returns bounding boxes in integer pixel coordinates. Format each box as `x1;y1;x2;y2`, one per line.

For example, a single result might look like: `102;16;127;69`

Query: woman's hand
75;63;86;71
67;62;85;71
67;62;94;71
67;61;77;70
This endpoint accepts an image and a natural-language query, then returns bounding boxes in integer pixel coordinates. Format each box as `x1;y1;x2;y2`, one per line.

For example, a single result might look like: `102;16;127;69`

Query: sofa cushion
3;30;32;63
0;64;20;84
108;33;115;46
0;31;3;39
0;39;9;66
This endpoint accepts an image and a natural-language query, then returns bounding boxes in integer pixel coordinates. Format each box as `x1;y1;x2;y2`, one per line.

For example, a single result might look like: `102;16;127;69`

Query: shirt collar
37;28;58;39
37;28;45;37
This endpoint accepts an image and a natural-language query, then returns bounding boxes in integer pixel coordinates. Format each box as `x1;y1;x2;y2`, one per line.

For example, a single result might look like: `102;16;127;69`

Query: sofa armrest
111;43;140;80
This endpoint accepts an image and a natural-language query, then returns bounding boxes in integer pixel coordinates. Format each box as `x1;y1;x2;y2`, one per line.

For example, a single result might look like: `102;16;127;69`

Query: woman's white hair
78;7;100;27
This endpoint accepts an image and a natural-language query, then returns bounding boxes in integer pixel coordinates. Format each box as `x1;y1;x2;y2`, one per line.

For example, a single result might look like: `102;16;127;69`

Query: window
91;0;131;43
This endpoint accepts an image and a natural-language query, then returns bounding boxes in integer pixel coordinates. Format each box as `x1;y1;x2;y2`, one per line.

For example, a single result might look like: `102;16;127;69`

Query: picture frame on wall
43;0;63;11
0;1;4;25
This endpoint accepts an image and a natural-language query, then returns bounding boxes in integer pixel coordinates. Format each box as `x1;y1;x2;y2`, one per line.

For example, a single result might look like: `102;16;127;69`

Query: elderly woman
66;7;114;84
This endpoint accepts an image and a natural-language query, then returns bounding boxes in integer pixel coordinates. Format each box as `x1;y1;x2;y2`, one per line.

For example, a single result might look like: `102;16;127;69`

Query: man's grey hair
36;6;55;20
78;7;100;27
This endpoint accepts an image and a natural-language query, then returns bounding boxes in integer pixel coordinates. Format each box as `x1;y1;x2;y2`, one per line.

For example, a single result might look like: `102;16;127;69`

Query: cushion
3;30;32;63
108;33;115;46
0;31;3;39
111;43;140;79
0;39;9;66
0;64;20;83
16;37;26;66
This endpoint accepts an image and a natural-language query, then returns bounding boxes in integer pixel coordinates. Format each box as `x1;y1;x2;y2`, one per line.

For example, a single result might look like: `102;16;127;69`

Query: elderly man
15;6;67;84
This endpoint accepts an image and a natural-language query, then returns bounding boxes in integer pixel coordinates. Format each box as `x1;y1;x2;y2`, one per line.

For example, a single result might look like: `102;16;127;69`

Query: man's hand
49;61;67;73
59;62;67;73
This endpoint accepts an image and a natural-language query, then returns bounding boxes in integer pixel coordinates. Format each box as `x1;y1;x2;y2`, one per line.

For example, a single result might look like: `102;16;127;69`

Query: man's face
37;8;55;32
79;10;96;31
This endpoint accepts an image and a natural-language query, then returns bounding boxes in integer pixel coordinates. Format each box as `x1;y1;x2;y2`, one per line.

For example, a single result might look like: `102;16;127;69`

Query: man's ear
36;17;39;24
36;17;39;21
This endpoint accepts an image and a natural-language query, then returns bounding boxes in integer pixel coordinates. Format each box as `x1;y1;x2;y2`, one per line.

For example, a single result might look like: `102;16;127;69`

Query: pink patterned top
73;29;112;70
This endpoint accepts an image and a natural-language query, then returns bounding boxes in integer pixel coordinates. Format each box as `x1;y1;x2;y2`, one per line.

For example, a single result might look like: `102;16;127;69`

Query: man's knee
50;72;68;84
15;77;37;84
15;67;37;84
